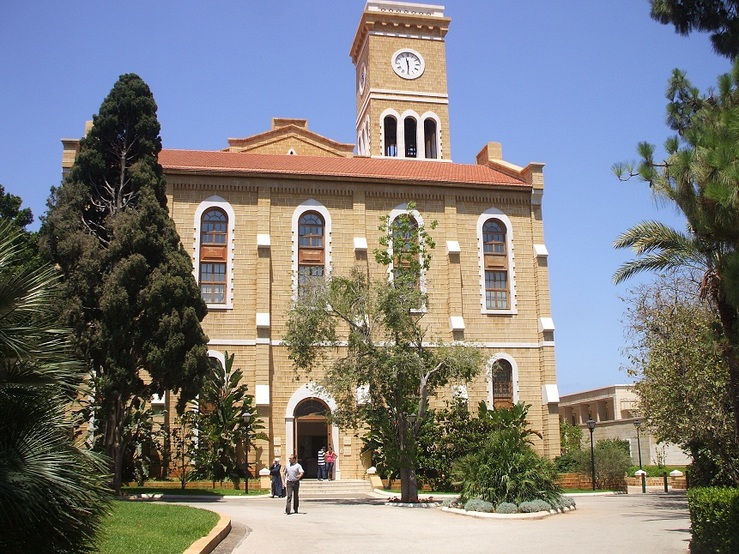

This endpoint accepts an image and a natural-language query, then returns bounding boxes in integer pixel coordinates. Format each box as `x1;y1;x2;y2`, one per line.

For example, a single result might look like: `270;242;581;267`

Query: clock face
358;62;367;94
392;49;425;79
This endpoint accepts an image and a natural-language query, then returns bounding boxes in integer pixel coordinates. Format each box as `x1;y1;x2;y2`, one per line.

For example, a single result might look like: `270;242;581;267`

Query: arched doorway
294;398;330;479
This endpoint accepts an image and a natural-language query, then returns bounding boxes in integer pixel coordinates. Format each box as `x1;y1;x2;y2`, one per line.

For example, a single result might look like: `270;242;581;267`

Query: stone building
63;1;560;480
559;385;690;467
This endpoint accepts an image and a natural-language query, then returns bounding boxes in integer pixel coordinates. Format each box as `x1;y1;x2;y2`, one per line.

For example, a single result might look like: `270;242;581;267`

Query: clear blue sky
0;1;730;394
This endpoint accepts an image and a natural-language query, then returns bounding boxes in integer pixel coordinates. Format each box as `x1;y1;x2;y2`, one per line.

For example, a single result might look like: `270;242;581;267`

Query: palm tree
614;62;739;455
0;220;110;553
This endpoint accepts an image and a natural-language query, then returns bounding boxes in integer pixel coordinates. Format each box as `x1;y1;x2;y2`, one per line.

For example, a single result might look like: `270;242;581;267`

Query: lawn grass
97;500;220;554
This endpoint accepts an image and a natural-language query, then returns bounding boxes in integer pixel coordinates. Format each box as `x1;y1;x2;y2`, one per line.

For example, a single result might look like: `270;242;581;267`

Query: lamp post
243;412;252;487
633;420;643;469
634;419;646;493
587;418;596;491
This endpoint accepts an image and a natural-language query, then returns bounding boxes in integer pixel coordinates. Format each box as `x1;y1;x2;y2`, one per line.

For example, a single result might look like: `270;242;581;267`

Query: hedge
687;486;739;553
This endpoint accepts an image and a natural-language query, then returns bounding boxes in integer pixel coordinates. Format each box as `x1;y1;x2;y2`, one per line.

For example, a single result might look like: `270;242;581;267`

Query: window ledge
206;303;234;311
481;308;517;316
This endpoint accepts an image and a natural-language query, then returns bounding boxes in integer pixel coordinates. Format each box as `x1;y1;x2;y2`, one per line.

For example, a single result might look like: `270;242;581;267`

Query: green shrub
688;450;738;487
556;420;583;473
452;404;562;505
558;496;576;510
687;487;739;553
495;502;518;514
518;499;551;513
463;498;494;513
554;453;578;472
573;438;630;489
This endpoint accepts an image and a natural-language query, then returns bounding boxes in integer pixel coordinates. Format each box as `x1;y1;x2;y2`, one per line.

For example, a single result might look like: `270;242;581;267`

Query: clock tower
350;1;452;160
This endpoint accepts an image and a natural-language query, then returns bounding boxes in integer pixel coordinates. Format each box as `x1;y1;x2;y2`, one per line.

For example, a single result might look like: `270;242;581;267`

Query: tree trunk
714;296;739;467
105;397;127;495
399;467;419;503
724;347;739;483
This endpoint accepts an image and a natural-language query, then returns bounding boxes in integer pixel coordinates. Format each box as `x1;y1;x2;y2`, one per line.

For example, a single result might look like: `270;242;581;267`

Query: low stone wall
380;479;436;491
625;475;686;490
556;472;594;490
556;472;627;492
378;473;631;493
128;479;263;491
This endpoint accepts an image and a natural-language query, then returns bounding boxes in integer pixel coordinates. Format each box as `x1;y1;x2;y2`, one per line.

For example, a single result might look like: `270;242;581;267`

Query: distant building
559;385;690;466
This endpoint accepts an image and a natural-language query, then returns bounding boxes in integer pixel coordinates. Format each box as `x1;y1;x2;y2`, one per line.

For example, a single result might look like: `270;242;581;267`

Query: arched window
492;360;513;409
384;116;398;157
199;208;228;304
298;211;325;298
424;118;437;159
404;117;417;158
482;219;509;310
391;213;420;289
294;398;328;418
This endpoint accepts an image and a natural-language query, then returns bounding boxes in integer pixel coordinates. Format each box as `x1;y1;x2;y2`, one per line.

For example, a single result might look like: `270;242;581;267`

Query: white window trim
486;353;519;408
420;110;442;159
292;200;332;300
380;108;400;158
378;108;444;161
189;350;228;448
284;384;339;477
477;208;517;314
399;109;420;159
357;116;371;157
193;350;228;412
194;196;235;310
386;204;429;301
208;349;226;370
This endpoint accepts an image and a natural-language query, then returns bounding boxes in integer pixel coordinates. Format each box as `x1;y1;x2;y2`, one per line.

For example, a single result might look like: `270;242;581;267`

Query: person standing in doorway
317;446;326;481
284;454;304;515
326;447;337;480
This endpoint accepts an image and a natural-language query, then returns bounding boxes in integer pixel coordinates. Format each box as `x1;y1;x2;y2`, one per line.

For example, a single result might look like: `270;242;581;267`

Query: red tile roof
160;149;529;188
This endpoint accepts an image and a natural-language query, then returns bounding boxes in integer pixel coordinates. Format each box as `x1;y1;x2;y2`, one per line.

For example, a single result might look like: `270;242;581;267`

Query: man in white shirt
283;454;305;515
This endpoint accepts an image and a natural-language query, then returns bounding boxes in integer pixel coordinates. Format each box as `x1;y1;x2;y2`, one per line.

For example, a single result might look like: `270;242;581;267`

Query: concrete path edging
442;505;575;519
183;512;231;554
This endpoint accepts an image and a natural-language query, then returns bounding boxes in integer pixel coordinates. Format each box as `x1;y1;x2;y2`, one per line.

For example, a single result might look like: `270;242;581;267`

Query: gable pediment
225;118;354;158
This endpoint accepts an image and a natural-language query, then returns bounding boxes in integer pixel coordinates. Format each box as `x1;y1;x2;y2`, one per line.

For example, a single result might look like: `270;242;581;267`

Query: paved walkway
174;487;690;553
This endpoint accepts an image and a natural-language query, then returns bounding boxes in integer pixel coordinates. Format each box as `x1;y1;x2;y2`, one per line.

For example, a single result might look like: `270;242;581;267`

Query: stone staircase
297;479;373;497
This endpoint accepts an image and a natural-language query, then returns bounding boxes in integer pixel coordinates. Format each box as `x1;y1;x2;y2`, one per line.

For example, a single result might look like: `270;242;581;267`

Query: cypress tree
41;73;210;494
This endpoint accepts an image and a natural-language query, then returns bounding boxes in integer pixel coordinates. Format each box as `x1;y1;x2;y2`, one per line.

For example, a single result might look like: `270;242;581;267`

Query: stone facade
61;1;561;481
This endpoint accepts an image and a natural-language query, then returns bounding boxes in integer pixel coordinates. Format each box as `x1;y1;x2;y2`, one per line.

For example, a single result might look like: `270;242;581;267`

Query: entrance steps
298;479;373;497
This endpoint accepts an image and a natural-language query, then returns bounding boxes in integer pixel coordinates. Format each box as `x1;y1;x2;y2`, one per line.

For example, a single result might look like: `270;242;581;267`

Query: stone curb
183;512;232;554
385;501;441;508
442;506;576;520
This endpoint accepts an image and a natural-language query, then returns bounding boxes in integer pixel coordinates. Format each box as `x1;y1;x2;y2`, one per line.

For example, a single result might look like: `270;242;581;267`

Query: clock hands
393;50;423;78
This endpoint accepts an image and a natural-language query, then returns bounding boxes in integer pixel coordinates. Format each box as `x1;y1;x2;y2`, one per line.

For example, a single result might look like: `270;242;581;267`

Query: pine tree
41;73;210;494
650;0;739;59
614;62;739;468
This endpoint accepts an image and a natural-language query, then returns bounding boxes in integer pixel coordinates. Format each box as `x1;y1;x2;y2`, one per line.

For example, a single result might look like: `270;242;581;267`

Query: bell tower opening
294;398;330;479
